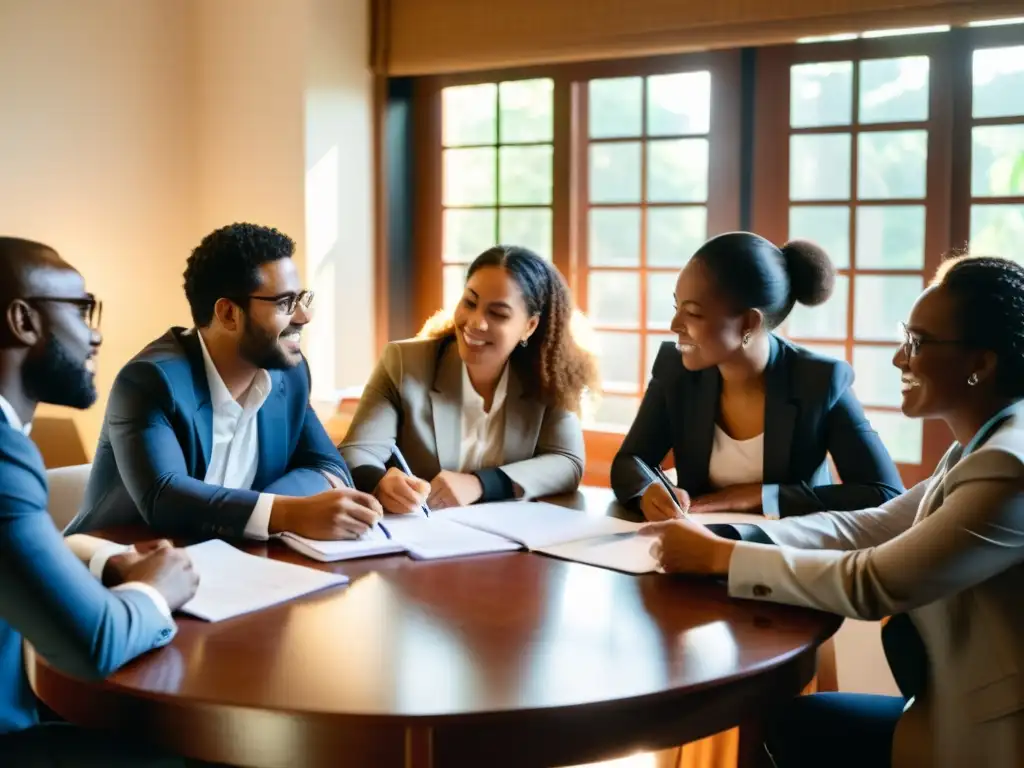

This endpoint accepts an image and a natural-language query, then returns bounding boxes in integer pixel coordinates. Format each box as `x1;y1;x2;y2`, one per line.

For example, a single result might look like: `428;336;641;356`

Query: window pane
499;208;552;258
443;148;496;206
443;264;467;311
971;125;1024;197
442;83;496;146
791;62;853;128
595;332;640;391
973;46;1024;119
648;207;706;267
857;130;928;200
646;333;676;377
587;394;640;432
443;209;496;263
588;272;640;327
647;71;711;136
647;273;677;328
854;275;922;340
866;410;923;464
589;208;640;267
798;342;847;361
855;205;926;269
790;134;851;200
499;79;553;143
647;139;709;203
858;57;930;124
589;142;642;204
589;77;643;139
788;205;850;268
784;274;848;339
498;145;552;205
852;345;901;407
970;204;1024;265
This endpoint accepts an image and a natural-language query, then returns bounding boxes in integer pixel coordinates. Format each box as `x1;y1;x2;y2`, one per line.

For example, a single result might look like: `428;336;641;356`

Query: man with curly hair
67;223;382;542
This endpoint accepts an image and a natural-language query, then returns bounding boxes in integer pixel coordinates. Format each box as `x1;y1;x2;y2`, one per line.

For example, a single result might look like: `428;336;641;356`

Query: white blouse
707;424;765;490
458;363;509;473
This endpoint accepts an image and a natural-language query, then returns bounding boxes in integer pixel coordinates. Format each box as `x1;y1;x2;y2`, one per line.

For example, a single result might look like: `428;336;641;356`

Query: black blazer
611;335;904;517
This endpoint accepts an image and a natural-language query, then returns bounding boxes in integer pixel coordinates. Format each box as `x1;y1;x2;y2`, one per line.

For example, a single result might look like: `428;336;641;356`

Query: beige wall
0;0;196;457
0;0;374;458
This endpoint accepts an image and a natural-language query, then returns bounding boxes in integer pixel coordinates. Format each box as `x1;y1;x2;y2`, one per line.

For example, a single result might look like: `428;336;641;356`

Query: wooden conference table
28;488;841;768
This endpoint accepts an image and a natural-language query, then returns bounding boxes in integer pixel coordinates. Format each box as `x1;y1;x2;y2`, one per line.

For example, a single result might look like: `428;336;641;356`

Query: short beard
239;318;295;371
23;336;97;410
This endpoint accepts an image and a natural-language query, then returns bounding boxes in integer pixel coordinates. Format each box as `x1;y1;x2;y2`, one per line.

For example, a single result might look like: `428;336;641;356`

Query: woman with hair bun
612;231;904;521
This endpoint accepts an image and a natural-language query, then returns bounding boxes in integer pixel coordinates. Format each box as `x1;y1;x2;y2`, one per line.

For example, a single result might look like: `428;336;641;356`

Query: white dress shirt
0;396;174;620
197;332;275;539
0;394;30;435
458;363;509;473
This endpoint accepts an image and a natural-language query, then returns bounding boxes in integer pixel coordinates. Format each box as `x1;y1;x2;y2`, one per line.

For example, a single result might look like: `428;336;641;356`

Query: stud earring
967;372;979;386
520;338;528;348
742;332;752;346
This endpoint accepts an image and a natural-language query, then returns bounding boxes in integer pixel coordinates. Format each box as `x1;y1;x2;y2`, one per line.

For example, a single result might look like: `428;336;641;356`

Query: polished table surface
29;488;841;768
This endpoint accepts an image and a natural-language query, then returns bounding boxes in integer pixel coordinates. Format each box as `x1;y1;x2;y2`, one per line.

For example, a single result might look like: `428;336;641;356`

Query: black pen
651;464;689;516
391;445;431;517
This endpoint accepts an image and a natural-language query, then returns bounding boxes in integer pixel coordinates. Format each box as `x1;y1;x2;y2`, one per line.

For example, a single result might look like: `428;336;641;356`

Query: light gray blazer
729;402;1024;768
339;336;585;499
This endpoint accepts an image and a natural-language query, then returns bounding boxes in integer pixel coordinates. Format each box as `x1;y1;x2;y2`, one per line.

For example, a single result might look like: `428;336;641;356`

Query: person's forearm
63;533;117;564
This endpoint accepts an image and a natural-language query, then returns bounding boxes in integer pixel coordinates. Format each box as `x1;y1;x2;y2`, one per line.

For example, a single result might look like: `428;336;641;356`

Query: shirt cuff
113;582;175;622
88;543;135;581
761;484;781;519
243;493;275;540
727;541;788;601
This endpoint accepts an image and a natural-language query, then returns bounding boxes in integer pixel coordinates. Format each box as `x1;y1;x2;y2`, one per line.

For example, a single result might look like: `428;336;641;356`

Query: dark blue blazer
0;411;173;735
611;335;904;517
65;327;349;539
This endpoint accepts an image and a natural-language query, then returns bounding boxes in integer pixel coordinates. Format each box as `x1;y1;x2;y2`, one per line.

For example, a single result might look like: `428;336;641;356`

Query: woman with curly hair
340;245;598;512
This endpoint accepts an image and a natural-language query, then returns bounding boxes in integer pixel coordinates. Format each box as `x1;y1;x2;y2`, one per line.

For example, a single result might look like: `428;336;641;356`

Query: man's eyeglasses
23;294;103;331
898;321;965;357
239;290;314;315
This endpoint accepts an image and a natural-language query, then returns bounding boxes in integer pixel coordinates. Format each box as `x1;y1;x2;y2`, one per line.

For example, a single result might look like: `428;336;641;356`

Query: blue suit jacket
611;335;905;516
65;327;349;538
0;412;174;735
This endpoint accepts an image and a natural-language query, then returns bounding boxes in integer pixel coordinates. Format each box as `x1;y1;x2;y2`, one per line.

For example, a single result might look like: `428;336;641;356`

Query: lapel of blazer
179;328;214;472
686;367;720;493
763;335;797;484
502;364;543;464
429;339;462;471
253;372;286;490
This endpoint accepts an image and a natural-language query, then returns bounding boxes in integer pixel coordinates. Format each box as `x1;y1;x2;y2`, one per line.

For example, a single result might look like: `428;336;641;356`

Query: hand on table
640;482;691;521
270;489;383;540
640;518;736;576
427;471;483;510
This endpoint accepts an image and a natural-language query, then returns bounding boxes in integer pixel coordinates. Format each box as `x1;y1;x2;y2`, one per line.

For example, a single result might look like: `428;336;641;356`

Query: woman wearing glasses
612;231;903;522
340;245;598;512
643;255;1024;768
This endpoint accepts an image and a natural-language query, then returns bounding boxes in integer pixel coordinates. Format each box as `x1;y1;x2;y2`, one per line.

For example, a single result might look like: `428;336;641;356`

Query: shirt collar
962;401;1023;458
0;394;31;435
461;363;509;414
196;331;273;412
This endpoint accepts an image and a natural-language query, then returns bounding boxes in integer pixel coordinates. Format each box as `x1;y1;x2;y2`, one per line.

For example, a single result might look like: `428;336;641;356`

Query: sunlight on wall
305;144;340;400
566;753;658;768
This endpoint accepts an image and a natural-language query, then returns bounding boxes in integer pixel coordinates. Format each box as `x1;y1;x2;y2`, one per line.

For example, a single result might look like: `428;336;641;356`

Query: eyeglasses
240;290;314;315
23;293;103;331
898;321;965;357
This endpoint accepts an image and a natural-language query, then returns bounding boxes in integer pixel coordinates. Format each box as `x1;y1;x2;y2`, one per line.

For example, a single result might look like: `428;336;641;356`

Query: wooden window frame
413;52;742;484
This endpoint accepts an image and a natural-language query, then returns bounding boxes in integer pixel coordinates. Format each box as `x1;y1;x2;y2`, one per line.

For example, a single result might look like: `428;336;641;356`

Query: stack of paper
180;540;349;622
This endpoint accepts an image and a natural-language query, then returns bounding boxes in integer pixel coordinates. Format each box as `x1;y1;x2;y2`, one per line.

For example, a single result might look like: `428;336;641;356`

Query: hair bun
781;239;835;307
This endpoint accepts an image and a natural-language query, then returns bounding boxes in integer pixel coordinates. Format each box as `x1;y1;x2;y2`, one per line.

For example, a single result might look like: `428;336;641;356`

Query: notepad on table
277;515;520;563
180;540;349;622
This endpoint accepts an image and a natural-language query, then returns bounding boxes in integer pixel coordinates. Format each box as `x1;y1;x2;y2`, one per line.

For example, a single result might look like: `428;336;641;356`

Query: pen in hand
652;464;690;517
391;446;432;517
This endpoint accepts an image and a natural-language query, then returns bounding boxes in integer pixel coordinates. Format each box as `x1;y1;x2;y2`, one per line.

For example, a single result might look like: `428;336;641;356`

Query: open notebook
277;501;768;574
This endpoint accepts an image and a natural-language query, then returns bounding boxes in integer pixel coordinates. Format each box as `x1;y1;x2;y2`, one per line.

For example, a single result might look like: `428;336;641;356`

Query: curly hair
183;223;295;327
933;254;1024;398
419;246;598;413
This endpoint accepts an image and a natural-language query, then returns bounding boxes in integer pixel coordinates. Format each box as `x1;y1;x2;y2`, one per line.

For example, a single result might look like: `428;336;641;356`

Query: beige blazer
339;337;585;499
729;402;1024;768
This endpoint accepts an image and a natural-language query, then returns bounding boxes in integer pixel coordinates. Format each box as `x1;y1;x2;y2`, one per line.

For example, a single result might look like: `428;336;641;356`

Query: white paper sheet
277;525;406;563
383;516;522;560
535;532;659;574
180;540;349;622
435;501;643;549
